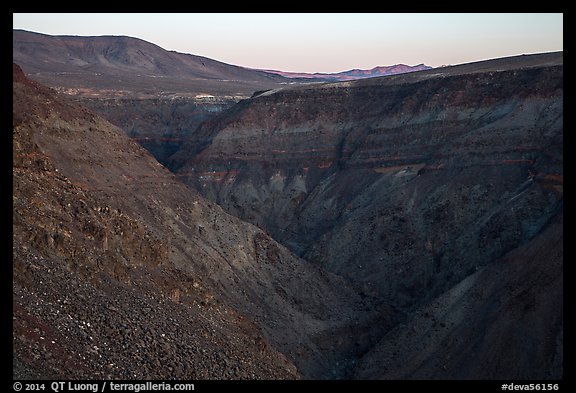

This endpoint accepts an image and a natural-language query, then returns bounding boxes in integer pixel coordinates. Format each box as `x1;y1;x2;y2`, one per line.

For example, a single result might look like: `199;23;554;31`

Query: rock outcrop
353;208;563;379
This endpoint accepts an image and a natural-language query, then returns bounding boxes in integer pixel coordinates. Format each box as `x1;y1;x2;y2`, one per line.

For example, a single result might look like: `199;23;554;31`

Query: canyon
169;52;564;378
170;52;563;312
13;30;563;380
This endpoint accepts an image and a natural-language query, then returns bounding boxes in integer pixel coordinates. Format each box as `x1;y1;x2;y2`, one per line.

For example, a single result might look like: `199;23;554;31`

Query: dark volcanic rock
13;48;563;380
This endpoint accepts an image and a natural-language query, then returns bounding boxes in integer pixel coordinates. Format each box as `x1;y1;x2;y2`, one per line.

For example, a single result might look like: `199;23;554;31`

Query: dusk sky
13;13;563;73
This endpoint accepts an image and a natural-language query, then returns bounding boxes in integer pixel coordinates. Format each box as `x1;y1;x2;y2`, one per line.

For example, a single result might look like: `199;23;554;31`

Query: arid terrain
13;29;434;166
13;29;563;380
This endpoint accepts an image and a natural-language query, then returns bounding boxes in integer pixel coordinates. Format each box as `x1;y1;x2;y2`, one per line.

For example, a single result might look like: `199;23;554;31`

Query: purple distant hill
256;64;433;81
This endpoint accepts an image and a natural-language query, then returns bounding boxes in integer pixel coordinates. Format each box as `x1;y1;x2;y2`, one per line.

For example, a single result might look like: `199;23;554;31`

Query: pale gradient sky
13;13;563;73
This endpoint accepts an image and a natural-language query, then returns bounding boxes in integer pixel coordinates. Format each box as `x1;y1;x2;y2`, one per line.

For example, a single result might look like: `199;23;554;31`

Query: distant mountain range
256;64;432;81
13;29;433;96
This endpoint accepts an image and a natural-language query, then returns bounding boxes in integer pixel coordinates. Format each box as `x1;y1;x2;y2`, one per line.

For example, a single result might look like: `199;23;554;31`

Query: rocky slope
169;52;563;378
353;207;562;379
13;63;382;379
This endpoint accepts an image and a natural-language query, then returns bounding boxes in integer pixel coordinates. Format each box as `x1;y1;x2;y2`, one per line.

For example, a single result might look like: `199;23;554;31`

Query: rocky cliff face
12;63;380;379
170;52;563;311
168;53;563;378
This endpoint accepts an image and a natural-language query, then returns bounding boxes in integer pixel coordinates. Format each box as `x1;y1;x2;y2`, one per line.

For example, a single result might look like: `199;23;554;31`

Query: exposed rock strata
171;52;563;311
